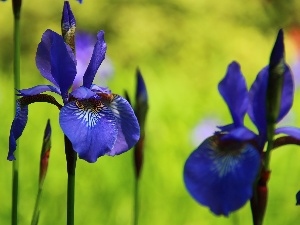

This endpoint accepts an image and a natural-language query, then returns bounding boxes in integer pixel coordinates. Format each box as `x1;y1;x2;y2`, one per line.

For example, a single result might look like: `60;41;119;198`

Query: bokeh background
1;0;300;224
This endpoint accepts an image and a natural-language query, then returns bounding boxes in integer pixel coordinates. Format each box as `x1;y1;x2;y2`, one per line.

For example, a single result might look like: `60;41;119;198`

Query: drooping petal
59;99;118;162
275;126;300;139
36;29;77;100
184;135;260;216
8;101;28;160
17;85;61;96
218;62;248;127
83;31;107;88
105;94;140;156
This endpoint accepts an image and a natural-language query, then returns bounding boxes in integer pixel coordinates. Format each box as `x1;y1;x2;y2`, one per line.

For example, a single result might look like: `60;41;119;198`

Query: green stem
12;0;21;224
31;186;43;225
265;123;275;170
133;178;139;225
64;136;77;225
67;172;75;225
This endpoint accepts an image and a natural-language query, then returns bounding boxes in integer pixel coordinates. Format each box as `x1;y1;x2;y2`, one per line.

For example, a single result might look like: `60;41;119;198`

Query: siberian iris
8;29;140;163
184;29;300;216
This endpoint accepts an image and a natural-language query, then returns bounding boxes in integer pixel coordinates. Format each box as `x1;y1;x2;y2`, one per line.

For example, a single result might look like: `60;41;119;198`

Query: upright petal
59;99;118;162
184;135;260;216
135;69;149;131
8;101;28;160
269;29;284;69
249;66;294;137
218;62;248;127
105;94;140;156
36;30;60;87
277;65;294;121
248;67;268;138
267;29;294;123
36;30;77;100
83;31;107;88
61;1;76;51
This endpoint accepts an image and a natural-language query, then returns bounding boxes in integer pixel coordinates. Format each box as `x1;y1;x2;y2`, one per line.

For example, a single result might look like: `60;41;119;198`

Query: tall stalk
11;0;22;224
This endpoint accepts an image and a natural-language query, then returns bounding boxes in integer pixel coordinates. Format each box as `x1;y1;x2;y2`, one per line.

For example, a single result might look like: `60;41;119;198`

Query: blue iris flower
184;30;300;216
8;29;140;163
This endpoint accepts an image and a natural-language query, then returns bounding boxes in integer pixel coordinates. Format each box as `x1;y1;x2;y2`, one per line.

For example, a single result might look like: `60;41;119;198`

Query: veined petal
83;31;107;88
275;126;300;139
36;29;77;100
218;62;248;127
59;99;118;162
184;135;260;216
105;94;140;156
8;101;28;160
17;85;61;96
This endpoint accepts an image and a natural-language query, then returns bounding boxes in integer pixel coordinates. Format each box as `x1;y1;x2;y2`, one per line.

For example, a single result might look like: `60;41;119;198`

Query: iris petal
221;127;257;141
17;85;61;96
248;67;268;138
275;126;300;139
105;95;140;155
83;31;107;88
69;86;96;99
36;30;60;87
8;101;28;160
184;135;260;216
218;62;248;127
59;99;118;162
277;66;294;121
249;66;294;137
36;29;77;100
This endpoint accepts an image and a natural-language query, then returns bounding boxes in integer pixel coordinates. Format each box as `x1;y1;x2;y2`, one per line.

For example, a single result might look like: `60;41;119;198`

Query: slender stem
133;178;139;225
12;0;21;224
265;123;275;170
67;172;75;225
11;163;19;225
31;186;43;225
64;136;77;225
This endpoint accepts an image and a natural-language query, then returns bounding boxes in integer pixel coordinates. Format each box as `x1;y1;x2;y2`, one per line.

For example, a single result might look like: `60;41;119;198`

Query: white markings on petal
69;99;106;128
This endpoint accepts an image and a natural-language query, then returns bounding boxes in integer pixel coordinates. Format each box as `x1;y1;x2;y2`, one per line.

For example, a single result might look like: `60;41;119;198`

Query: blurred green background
1;0;300;224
